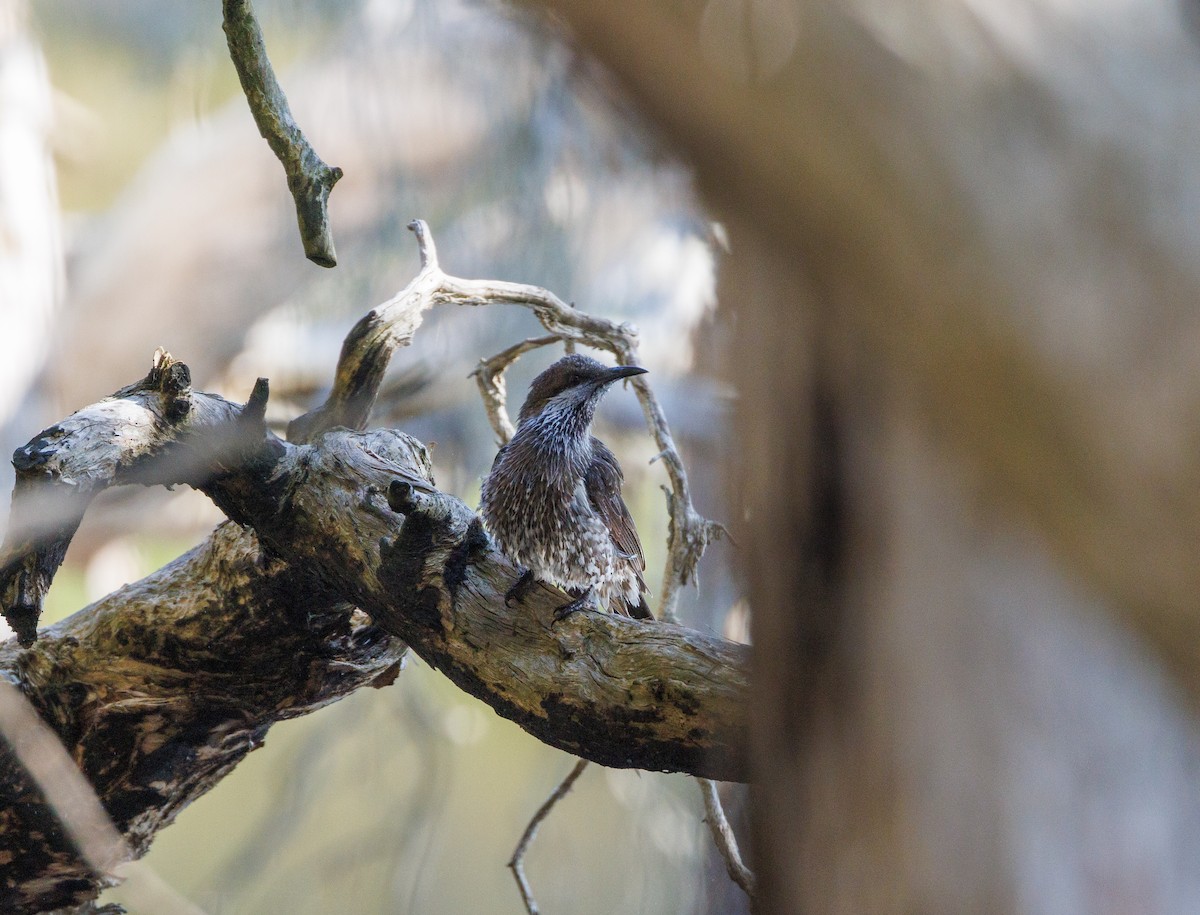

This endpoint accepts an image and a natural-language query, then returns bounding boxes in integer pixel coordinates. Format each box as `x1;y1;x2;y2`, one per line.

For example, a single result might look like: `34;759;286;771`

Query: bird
480;354;653;620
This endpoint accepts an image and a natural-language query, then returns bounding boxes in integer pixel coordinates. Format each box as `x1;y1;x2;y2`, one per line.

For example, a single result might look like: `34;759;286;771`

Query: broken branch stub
0;351;267;644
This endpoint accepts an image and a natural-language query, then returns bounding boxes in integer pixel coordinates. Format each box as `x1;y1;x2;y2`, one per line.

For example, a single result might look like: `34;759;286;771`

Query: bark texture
0;523;405;913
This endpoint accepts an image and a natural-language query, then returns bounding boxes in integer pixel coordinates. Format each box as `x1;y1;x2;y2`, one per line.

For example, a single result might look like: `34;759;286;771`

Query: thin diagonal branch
698;778;756;902
508;758;589;915
222;0;343;267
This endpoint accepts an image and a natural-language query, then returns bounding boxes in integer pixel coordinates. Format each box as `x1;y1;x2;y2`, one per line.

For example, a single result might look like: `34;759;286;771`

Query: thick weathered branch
0;517;405;912
0;682;207;915
203;427;749;778
222;0;342;267
0;366;745;908
6;364;747;779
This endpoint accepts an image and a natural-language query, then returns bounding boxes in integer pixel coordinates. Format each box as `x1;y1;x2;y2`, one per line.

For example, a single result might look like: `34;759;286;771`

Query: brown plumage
480;354;652;619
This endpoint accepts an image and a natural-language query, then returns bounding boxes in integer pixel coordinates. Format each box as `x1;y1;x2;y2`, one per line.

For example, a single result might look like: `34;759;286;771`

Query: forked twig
470;335;562;444
508;758;590;915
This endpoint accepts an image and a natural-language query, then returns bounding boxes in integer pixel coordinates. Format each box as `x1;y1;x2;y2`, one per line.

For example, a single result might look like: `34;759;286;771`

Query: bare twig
469;334;562;444
0;681;208;915
222;0;343;267
697;778;756;902
287;220;449;441
508;758;589;915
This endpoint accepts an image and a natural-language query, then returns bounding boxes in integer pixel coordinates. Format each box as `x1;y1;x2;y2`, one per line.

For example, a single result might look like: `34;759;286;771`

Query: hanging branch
508;758;590;915
222;0;343;267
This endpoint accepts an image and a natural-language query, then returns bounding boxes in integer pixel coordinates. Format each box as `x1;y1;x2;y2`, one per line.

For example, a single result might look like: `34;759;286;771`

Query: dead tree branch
222;0;342;267
0;512;406;911
0;223;748;911
0;350;248;644
508;758;589;915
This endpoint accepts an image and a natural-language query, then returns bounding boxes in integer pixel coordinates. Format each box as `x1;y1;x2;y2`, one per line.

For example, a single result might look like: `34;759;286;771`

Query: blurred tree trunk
528;1;1200;913
0;0;59;456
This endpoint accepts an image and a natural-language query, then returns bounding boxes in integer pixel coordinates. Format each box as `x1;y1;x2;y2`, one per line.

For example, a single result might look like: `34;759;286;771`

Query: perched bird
481;354;653;620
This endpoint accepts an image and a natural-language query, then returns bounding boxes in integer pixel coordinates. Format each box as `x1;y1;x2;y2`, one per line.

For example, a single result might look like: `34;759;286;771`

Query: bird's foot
505;569;536;608
553;587;596;622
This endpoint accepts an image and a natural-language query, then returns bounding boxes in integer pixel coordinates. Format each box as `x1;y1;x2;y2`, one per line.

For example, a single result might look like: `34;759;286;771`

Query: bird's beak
605;364;648;383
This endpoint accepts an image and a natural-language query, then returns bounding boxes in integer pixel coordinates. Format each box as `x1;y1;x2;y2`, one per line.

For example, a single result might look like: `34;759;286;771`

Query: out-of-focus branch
0;682;208;915
222;0;342;267
508;758;589;915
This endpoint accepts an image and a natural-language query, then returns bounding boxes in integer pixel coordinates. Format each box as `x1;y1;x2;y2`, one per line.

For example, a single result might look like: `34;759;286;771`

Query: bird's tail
626;594;653;621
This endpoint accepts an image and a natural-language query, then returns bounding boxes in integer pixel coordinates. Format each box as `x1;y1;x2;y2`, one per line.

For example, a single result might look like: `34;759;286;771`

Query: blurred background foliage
3;0;746;911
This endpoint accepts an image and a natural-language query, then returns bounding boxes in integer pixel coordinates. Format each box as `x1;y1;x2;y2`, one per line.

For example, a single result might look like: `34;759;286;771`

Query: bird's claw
552;588;595;622
505;569;535;608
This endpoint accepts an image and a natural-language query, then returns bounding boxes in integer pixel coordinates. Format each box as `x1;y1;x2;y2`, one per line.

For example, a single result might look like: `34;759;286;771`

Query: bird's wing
585;438;646;573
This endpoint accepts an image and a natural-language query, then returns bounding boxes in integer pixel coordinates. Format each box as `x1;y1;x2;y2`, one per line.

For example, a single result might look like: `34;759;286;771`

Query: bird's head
517;354;647;426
